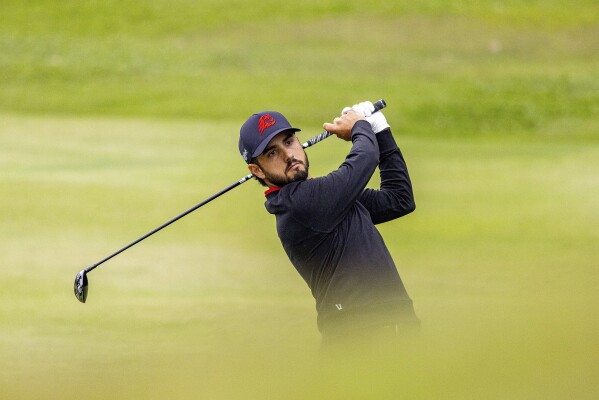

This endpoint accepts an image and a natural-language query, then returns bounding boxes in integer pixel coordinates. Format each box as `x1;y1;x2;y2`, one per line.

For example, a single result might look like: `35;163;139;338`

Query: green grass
1;1;598;140
1;114;597;399
1;1;598;398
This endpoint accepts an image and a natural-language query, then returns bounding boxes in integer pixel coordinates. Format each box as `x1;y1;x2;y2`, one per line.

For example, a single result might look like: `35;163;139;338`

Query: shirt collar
264;186;281;196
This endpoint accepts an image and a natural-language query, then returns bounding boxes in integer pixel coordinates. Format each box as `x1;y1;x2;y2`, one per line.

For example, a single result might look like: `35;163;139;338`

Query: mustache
286;158;305;171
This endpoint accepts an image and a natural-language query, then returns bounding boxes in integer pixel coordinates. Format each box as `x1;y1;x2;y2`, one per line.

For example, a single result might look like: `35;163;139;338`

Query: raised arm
286;119;380;231
359;128;415;224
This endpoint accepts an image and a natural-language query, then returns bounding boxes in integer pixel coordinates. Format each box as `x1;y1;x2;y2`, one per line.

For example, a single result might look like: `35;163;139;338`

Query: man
238;101;419;348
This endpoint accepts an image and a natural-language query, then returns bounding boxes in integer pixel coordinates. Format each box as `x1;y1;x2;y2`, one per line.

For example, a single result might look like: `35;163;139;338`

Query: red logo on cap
258;114;276;135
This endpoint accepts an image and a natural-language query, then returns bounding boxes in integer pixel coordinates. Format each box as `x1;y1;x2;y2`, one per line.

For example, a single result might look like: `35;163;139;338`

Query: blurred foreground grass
1;114;597;399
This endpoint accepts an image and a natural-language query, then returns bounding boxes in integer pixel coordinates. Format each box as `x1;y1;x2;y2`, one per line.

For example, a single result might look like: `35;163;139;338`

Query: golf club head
74;270;88;303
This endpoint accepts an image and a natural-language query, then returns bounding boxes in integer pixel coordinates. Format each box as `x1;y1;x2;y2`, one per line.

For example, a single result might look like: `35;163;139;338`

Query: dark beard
263;154;310;187
289;167;309;182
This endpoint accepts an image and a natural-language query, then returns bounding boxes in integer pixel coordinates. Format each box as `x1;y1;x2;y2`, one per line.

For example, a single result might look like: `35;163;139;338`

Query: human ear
248;163;265;180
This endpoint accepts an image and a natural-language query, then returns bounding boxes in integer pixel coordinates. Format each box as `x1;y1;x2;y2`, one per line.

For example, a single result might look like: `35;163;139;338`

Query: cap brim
251;127;301;159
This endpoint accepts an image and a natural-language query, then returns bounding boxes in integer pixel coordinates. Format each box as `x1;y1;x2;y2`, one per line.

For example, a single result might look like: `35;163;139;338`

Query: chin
290;169;309;182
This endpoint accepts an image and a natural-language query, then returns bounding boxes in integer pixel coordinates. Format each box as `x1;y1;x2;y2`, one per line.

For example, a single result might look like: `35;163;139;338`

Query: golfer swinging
238;101;419;346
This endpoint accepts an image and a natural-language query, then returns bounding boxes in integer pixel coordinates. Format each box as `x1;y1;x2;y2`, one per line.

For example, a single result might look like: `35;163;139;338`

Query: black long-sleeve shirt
265;120;418;334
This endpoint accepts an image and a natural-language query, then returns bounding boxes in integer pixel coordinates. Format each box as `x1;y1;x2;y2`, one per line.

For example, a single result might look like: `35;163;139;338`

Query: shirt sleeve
285;120;380;232
358;128;416;224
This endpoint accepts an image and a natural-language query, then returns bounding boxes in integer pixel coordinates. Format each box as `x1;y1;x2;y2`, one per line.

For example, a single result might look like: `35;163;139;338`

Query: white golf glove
342;101;390;134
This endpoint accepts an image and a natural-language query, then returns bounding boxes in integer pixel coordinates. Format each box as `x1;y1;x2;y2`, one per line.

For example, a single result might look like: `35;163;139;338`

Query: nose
284;148;295;161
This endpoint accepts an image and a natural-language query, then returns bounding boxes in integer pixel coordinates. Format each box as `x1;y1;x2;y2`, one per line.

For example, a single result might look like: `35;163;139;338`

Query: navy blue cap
239;111;301;163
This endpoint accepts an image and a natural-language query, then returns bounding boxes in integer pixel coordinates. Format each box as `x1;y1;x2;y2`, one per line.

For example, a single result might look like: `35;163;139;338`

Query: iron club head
74;270;89;303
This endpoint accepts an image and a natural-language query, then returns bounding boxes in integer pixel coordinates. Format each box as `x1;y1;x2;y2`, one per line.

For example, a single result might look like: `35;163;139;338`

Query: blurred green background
1;1;598;399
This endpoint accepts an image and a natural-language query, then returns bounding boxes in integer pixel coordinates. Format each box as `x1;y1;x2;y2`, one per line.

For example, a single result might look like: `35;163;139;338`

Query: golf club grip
302;99;386;148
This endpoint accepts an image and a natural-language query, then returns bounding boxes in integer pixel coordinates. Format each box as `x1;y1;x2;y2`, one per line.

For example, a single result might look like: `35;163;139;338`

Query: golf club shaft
84;174;253;274
84;99;386;274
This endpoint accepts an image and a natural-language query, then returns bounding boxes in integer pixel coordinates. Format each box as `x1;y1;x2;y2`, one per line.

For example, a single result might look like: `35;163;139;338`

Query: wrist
350;120;375;140
375;128;397;152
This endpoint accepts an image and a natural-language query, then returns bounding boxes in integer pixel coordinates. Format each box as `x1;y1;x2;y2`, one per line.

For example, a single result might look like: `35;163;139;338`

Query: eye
267;149;277;158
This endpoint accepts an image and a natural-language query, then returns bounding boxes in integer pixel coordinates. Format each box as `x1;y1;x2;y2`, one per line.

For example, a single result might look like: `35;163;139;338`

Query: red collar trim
264;186;281;196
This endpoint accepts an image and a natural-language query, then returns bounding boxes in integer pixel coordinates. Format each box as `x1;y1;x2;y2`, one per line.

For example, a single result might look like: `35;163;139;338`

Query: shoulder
265;181;306;213
266;179;334;215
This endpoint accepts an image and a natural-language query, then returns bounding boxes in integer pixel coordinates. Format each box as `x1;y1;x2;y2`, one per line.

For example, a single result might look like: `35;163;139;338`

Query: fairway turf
1;114;597;399
1;0;598;399
1;1;598;140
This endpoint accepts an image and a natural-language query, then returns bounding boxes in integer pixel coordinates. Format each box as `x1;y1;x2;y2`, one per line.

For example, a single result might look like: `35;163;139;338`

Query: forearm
359;128;415;224
318;120;379;207
377;129;413;193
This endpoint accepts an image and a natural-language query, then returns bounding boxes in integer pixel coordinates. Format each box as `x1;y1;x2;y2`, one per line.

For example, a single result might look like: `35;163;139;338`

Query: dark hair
250;158;267;187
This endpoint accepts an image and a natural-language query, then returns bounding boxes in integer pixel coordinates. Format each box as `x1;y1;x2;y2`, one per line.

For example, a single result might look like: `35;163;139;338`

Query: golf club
74;99;387;303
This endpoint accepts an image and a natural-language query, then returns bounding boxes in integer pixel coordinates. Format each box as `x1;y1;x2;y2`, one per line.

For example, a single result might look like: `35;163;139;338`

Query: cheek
262;159;285;174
